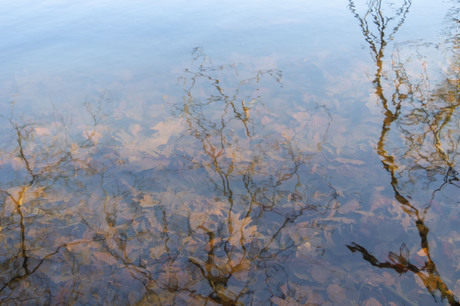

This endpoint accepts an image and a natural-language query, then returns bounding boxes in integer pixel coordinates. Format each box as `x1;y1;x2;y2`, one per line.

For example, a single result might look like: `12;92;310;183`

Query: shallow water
0;0;459;304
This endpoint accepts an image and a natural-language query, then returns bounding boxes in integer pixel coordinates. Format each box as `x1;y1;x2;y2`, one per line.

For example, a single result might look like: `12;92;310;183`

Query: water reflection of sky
0;0;453;103
0;0;458;304
0;2;343;71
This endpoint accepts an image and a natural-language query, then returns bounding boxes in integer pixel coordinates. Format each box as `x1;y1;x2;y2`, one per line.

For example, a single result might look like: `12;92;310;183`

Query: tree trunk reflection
348;0;459;304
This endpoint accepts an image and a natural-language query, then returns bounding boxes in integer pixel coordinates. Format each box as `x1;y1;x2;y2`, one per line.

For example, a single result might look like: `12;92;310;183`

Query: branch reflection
0;49;340;304
348;0;459;304
0;97;123;304
137;48;338;304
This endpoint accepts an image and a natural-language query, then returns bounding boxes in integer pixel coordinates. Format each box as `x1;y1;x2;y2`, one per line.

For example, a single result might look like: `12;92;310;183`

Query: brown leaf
93;251;117;266
310;265;329;283
228;213;257;246
270;297;287;306
364;297;382;306
150;245;166;259
139;194;158;208
340;199;361;213
327;284;347;302
306;291;324;305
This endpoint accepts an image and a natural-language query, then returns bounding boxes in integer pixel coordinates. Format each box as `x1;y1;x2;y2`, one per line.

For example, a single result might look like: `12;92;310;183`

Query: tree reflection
0;97;124;303
348;0;459;304
56;49;342;305
0;49;343;303
132;48;338;304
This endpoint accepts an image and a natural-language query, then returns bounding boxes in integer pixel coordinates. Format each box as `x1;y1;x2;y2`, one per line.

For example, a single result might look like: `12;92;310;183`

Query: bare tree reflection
348;0;459;304
0;97;124;304
0;51;338;304
151;49;330;305
120;48;338;304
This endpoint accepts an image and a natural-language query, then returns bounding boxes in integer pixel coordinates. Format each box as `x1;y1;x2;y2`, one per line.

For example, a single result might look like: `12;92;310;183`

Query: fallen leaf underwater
0;0;459;304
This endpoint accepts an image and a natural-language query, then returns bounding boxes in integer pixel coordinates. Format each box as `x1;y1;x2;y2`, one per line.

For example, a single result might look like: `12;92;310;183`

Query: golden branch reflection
348;0;459;304
143;48;338;304
0;49;341;304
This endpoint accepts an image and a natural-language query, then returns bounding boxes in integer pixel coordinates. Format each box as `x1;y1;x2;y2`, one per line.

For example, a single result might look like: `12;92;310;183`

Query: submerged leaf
327;284;347;302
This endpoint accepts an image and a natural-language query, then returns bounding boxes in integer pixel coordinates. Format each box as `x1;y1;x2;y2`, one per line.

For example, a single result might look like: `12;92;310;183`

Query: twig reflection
348;0;459;304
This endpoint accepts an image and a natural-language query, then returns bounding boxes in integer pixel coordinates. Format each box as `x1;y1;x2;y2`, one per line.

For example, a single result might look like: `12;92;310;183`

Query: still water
0;0;459;304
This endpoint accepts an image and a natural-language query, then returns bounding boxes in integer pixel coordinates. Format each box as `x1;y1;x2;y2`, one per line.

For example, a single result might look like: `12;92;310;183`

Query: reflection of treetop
348;1;460;305
173;49;334;211
162;50;343;305
178;48;282;138
348;0;411;60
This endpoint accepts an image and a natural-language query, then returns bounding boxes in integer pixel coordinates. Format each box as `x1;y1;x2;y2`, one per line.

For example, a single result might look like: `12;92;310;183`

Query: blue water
0;0;458;304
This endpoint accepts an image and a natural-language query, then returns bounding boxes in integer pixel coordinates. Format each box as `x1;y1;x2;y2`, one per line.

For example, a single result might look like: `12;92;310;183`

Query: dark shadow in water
348;0;459;304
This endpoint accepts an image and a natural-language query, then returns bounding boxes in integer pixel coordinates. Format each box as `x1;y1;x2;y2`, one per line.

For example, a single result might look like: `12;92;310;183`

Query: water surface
0;0;459;304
